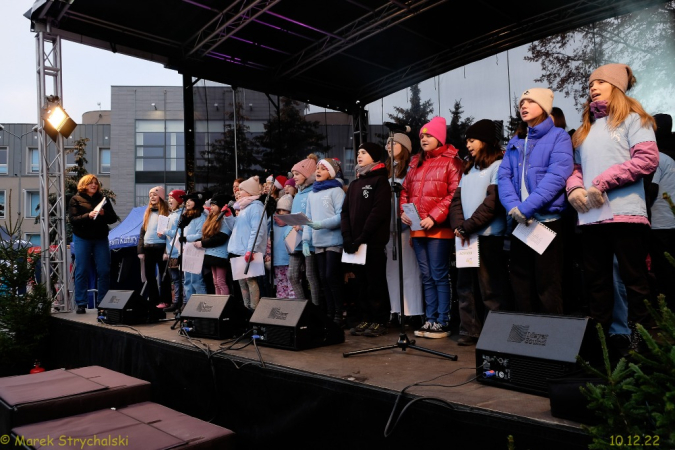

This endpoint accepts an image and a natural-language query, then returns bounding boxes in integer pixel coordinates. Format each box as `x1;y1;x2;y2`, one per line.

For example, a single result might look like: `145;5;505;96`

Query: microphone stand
161;206;186;329
343;131;457;360
244;182;274;274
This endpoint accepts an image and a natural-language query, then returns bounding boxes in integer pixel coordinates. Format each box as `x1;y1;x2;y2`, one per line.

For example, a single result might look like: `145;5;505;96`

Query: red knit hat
169;189;186;205
419;116;447;145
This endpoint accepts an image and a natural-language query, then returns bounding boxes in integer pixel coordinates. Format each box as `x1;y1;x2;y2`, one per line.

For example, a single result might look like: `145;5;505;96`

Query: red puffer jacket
400;144;462;239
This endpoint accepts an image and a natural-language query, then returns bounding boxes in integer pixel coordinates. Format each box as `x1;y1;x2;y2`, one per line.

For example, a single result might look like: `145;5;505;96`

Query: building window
99;148;110;174
0;190;5;219
0;147;7;175
135;120;184;173
28;148;39;173
24;233;40;247
26;191;40;218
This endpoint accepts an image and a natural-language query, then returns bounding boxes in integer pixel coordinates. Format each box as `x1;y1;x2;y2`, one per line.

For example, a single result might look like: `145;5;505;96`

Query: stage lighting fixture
43;103;77;143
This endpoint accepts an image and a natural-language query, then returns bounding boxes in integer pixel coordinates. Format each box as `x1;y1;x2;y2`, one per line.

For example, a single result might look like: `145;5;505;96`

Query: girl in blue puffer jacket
498;87;573;315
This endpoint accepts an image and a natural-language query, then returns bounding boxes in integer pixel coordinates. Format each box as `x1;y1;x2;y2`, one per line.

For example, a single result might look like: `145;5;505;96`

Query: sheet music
92;197;107;220
455;235;480;268
274;212;311;227
182;242;205;274
231;253;265;280
512;219;557;255
284;228;302;253
577;193;613;225
401;203;423;231
156;215;170;234
341;243;367;265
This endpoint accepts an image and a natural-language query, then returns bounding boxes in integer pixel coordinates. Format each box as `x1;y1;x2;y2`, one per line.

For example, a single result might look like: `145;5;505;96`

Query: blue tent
109;206;145;249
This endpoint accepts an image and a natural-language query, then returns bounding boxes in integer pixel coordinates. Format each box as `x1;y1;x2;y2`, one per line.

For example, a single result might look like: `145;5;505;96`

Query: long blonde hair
142;198;169;230
572;83;655;148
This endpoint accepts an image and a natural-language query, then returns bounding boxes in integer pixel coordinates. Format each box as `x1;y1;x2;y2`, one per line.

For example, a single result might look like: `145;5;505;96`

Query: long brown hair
572;85;656;148
142;198;169;230
462;140;503;175
202;207;221;239
386;144;411;179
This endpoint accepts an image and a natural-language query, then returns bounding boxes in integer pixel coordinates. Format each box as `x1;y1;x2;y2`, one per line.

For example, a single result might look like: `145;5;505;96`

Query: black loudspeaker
98;290;161;325
180;294;250;339
475;311;599;397
249;298;345;350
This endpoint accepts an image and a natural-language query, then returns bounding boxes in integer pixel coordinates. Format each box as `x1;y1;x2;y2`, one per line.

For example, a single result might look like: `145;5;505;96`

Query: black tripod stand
160;206;187;330
343;133;457;360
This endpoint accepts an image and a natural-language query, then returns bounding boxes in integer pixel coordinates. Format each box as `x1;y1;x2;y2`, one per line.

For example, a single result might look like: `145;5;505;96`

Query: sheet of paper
284;228;302;253
455;235;480;268
512;219;557;255
401;203;423;231
230;252;265;280
274;212;311;227
577;194;613;225
341;243;367;265
156;215;170;234
92;197;107;220
182;242;205;274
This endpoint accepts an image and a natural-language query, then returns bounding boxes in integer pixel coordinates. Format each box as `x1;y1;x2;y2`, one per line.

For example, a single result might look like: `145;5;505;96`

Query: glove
568;188;590;214
509;207;528;225
244;251;252;263
308;222;322;230
138;254;145;261
302;242;311;257
343;242;358;254
222;206;232;217
587;186;605;209
179;236;187;244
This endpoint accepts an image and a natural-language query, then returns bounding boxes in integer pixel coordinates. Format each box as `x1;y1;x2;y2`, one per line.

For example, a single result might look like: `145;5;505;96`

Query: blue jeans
412;237;452;325
611;255;630;335
184;271;207;302
73;234;110;307
170;268;184;305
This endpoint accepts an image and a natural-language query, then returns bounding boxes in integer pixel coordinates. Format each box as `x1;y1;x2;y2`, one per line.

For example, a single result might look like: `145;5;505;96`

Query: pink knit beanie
291;155;318;179
419;116;447;145
149;186;165;201
589;63;633;93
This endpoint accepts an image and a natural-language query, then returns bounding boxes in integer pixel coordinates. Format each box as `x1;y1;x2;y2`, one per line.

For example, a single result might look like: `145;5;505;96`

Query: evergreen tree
447;100;474;160
197;100;260;195
383;84;435;154
254;97;331;180
506;94;524;139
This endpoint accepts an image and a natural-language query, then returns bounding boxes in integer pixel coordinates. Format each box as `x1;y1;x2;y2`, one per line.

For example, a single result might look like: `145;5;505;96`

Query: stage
44;309;592;449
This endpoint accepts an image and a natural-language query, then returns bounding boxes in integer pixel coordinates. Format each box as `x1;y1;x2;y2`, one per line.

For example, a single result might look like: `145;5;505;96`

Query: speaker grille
264;325;296;348
106;310;123;324
509;358;573;393
193;318;220;339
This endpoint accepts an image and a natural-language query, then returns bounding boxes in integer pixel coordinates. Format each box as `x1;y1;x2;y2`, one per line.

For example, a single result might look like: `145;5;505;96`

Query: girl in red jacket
401;116;463;339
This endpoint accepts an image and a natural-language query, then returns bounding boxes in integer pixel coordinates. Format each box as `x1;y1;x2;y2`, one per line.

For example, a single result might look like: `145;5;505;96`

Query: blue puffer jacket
498;117;573;218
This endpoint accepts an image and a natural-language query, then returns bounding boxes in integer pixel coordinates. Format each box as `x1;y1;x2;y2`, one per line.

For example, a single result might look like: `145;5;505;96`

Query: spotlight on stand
42;97;77;143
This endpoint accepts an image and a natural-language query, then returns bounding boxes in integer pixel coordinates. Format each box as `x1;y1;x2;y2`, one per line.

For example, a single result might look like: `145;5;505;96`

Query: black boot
164;302;181;313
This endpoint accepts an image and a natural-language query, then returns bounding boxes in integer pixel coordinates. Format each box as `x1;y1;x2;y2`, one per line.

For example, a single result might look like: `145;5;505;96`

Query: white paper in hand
182;243;205;274
92;197;107;220
341;244;367;265
231;253;265;280
402;203;423;231
455;235;479;268
577;193;613;225
156;215;170;234
512;219;556;255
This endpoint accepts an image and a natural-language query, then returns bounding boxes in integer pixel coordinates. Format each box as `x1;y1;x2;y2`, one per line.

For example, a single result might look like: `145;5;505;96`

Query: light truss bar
277;0;447;78
35;31;71;312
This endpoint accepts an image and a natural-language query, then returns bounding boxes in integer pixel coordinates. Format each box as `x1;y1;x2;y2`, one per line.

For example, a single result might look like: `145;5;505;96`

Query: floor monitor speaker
475;311;599;396
181;295;250;339
98;290;160;325
249;298;344;350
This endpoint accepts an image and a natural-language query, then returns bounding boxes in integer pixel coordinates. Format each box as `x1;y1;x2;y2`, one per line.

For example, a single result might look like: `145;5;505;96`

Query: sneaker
424;322;450;339
363;323;388;337
350;322;370;336
414;321;432;337
457;335;478;346
75;306;86;314
156;303;169;309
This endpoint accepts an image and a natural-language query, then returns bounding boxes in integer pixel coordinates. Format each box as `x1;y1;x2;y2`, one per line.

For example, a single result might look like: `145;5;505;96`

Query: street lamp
0;124;39;216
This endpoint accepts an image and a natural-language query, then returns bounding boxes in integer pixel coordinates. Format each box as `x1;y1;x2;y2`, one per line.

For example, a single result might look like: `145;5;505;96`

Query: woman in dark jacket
341;142;392;336
68;174;119;313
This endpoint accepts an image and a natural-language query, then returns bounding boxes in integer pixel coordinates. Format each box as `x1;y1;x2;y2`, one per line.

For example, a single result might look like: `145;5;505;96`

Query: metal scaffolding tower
35;29;71;312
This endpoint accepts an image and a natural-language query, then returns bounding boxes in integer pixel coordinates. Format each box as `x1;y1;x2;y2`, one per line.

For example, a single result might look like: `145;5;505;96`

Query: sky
0;0;583;130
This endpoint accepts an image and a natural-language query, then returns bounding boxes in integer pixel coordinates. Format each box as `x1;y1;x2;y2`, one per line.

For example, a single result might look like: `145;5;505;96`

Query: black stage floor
45;309;593;449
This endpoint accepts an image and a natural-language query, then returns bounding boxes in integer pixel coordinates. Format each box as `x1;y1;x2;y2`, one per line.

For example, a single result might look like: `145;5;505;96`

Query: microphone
383;122;411;133
216;200;236;221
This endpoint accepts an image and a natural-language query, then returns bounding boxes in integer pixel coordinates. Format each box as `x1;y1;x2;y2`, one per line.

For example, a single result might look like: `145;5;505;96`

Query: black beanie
209;192;231;208
359;142;386;163
184;191;207;209
465;119;497;146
